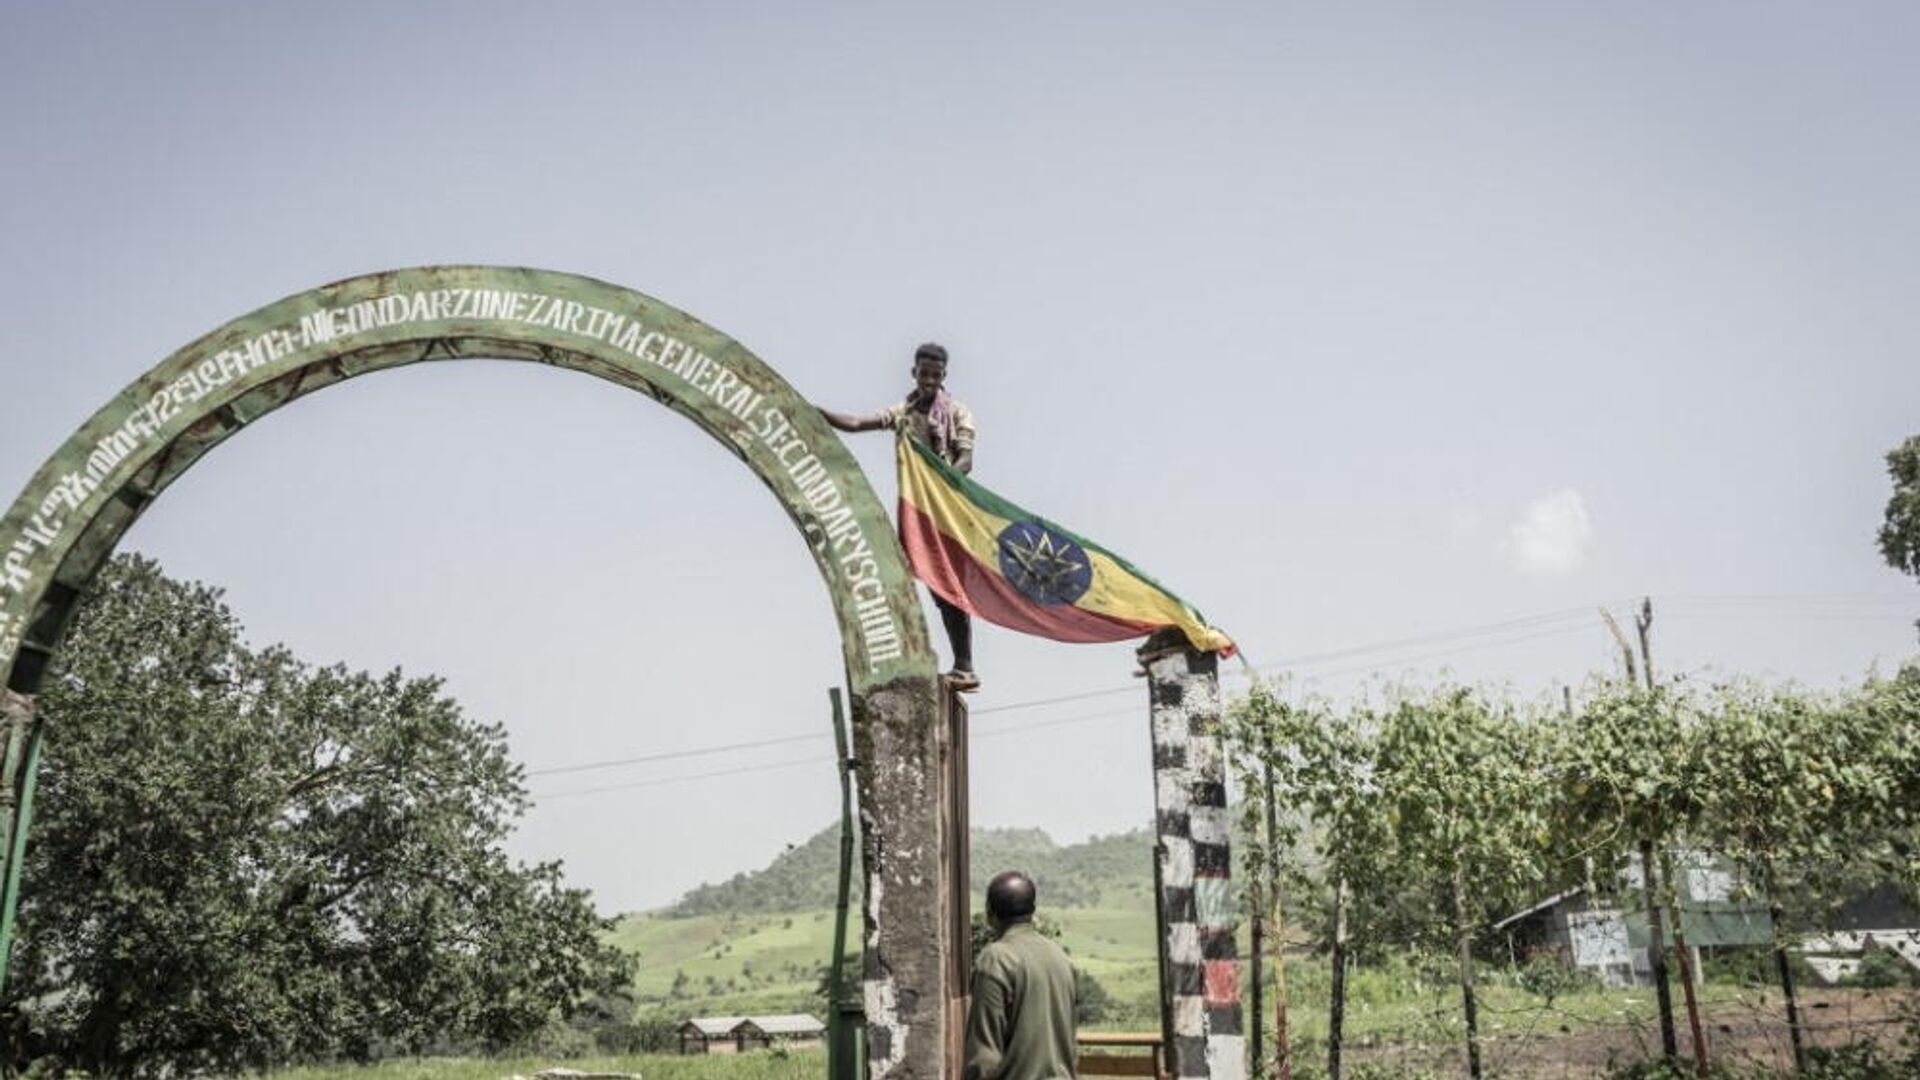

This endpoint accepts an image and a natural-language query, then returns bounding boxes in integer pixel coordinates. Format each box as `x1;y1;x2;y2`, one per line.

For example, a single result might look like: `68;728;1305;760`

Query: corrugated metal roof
1492;887;1586;932
680;1016;746;1036
740;1014;826;1035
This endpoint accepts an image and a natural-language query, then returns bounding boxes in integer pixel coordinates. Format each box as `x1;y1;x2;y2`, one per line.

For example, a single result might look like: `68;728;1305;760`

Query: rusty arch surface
0;265;949;1078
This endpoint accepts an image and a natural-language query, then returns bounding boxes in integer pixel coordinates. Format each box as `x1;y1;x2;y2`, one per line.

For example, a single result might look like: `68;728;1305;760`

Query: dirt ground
1334;988;1917;1078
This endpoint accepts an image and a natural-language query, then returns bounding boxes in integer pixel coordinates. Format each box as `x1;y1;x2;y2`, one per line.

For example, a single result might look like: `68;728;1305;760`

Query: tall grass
263;1049;821;1080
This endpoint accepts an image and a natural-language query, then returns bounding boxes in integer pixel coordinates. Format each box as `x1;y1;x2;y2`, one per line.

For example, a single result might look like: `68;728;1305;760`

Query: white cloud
1507;489;1593;576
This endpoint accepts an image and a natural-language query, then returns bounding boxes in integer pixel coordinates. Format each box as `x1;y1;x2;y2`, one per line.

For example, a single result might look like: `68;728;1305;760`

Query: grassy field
255;983;1913;1079
611;903;1163;1022
264;1049;820;1080
609;901;1785;1045
614;909;852;1015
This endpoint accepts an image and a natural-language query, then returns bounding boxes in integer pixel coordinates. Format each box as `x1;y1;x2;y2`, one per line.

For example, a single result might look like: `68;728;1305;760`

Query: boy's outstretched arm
819;407;887;433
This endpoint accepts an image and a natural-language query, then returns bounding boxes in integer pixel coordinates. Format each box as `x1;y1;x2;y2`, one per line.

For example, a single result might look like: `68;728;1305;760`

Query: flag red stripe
899;498;1160;643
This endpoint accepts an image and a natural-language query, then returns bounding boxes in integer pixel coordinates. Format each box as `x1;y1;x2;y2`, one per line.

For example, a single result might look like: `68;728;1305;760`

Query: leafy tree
1881;435;1920;581
968;909;1065;960
1;555;631;1077
1072;969;1110;1026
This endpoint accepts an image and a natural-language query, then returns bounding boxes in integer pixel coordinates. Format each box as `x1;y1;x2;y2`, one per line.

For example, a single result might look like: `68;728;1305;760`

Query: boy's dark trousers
934;595;973;673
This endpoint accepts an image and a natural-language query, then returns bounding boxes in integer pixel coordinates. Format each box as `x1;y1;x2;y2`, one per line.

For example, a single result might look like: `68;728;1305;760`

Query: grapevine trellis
1226;667;1920;1079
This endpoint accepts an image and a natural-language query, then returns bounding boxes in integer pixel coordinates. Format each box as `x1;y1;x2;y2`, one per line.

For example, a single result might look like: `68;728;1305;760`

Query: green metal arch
0;266;950;1078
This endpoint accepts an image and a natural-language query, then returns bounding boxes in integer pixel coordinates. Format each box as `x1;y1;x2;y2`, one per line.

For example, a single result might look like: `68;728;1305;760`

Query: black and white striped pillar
1140;631;1245;1080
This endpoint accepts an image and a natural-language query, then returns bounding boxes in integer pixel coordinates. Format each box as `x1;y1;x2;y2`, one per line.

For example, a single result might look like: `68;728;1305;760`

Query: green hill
668;824;1155;917
621;825;1163;1027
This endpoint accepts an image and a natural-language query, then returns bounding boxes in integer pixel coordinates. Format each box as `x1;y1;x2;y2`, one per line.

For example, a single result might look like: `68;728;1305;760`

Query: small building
1494;887;1653;988
1797;885;1920;984
678;1013;826;1054
735;1013;827;1051
678;1016;746;1055
1497;852;1776;988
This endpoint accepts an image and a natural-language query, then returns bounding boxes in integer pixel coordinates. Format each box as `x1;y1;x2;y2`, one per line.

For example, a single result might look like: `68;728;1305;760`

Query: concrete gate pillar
1140;630;1245;1080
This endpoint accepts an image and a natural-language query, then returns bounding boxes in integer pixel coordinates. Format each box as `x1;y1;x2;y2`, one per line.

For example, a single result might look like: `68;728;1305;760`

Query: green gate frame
0;266;950;1078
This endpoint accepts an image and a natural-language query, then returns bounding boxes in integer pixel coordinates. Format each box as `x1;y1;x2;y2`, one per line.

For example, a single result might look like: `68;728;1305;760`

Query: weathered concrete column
852;675;953;1080
1140;630;1245;1080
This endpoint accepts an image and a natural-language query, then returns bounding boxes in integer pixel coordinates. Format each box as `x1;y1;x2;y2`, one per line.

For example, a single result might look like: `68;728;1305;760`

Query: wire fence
1238;954;1918;1079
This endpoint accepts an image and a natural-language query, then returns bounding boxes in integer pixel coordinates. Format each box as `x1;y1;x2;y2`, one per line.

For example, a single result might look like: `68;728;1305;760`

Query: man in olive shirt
967;871;1078;1080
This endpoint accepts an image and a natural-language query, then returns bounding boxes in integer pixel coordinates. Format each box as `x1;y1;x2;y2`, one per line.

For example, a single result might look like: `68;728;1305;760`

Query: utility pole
1602;606;1677;1063
1635;600;1709;1072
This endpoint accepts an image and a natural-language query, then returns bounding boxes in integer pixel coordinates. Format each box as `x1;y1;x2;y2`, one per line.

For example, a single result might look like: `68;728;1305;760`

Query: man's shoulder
985;926;1069;964
977;935;1019;967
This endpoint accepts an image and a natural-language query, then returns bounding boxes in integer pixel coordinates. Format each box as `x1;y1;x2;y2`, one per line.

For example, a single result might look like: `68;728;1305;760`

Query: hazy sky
3;3;1916;913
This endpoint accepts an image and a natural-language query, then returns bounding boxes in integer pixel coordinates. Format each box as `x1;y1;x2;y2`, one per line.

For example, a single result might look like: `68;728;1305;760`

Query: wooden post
1603;604;1677;1064
1153;845;1176;1079
1327;878;1349;1080
1640;841;1680;1062
1248;844;1263;1078
1262;755;1291;1080
1451;867;1483;1080
1763;861;1807;1074
828;688;861;1080
1662;850;1710;1070
1637;600;1705;1069
942;683;972;1079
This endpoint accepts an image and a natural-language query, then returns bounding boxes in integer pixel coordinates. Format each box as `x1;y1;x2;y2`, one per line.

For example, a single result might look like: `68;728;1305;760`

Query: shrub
1515;954;1599;1001
1848;947;1920;989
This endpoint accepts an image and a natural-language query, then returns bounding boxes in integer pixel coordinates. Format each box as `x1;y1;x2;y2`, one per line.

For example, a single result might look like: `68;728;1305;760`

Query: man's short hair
987;871;1037;922
914;342;948;366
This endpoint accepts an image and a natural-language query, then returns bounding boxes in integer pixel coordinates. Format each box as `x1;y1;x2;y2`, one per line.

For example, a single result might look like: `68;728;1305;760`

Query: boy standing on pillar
821;342;981;691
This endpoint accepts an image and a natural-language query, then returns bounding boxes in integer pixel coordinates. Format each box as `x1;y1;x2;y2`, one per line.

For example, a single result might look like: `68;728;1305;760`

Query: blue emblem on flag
996;520;1093;605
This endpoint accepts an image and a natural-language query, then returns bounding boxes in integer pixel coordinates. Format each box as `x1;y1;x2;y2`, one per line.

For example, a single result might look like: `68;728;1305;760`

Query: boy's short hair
914;342;949;366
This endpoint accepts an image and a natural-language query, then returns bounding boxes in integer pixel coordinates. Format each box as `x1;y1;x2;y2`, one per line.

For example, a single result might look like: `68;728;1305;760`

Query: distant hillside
667;824;1155;917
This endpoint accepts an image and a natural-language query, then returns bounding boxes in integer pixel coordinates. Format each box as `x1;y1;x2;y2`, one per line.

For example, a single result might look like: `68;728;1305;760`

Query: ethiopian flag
896;437;1234;655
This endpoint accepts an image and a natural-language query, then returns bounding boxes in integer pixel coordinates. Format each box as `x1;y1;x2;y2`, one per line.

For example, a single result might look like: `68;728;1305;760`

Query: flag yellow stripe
899;442;1010;561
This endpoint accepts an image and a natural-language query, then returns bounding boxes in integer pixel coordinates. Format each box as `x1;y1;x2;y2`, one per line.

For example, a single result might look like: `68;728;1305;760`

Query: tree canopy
1882;434;1920;581
2;555;632;1077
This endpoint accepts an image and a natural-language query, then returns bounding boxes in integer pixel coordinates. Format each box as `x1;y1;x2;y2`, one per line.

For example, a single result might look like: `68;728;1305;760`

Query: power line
1297;620;1600;685
527;619;1614;800
520;592;1917;782
526;593;1915;801
973;600;1636;715
531;706;1144;800
535;754;838;801
1659;592;1915;606
528;730;825;778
